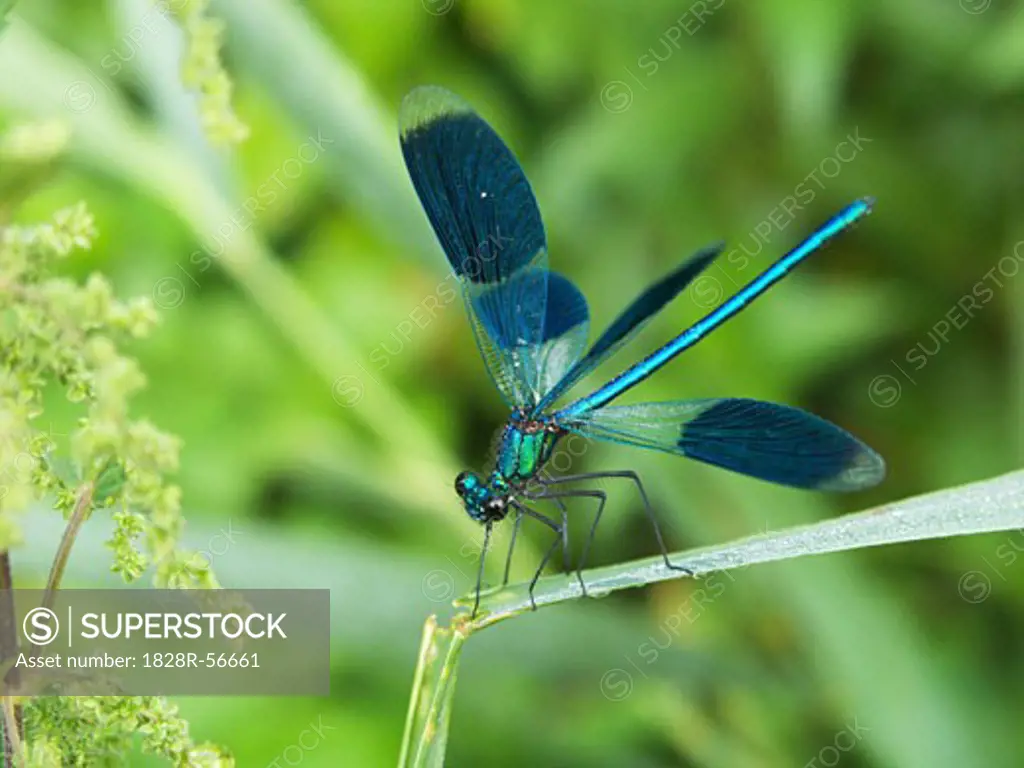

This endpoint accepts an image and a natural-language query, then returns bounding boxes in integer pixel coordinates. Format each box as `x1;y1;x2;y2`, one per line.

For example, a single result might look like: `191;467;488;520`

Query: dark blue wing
400;86;588;407
471;269;589;400
561;398;885;490
533;243;723;414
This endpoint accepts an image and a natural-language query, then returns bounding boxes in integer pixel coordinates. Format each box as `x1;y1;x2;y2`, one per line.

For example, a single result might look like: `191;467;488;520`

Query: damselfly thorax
454;413;564;523
493;413;563;486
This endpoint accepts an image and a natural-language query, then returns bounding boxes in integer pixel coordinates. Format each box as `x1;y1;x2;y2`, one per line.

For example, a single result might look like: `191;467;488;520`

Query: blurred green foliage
1;0;1023;765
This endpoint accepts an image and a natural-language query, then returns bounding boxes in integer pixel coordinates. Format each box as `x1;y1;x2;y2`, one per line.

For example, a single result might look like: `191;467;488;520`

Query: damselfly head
454;470;482;498
479;495;508;523
454;471;508;523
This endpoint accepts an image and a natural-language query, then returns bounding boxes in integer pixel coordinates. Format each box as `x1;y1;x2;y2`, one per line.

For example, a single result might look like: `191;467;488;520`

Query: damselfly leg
472;521;493;619
524;487;608;597
537;470;693;577
509;501;566;611
502;497;571;588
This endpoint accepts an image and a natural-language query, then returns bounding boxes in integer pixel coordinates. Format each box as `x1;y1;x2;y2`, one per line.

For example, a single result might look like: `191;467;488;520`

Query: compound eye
454;471;472;496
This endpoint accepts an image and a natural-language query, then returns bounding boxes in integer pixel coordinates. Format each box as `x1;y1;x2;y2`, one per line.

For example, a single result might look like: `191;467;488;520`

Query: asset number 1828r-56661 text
143;652;260;668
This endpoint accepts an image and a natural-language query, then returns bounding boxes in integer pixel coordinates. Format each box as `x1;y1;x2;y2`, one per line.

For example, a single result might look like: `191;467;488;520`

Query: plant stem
0;550;20;767
397;616;469;768
0;480;100;760
411;625;465;767
0;698;18;767
43;482;93;612
397;616;437;768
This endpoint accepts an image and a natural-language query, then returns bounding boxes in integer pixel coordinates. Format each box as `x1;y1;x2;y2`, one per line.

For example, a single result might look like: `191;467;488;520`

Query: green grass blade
475;468;1024;621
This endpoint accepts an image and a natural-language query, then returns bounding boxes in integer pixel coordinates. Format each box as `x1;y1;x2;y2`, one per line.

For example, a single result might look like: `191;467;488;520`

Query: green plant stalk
42;482;94;613
0;697;18;768
1;479;98;761
411;626;464;767
0;0;31;738
0;548;18;768
398;617;467;768
397;616;437;768
400;468;1024;764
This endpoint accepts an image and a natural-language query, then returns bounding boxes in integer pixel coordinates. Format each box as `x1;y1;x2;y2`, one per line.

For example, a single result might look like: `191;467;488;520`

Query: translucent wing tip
816;444;887;492
399;85;474;137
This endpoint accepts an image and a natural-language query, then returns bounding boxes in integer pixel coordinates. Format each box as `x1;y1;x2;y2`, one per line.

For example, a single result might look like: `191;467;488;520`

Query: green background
3;0;1023;765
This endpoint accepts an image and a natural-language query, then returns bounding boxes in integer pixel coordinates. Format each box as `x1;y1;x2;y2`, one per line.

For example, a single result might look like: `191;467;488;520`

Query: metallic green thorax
454;417;564;524
493;418;561;486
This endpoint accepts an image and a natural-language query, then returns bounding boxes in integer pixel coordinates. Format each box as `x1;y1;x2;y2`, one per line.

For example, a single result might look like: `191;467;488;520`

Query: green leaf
93;460;127;506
